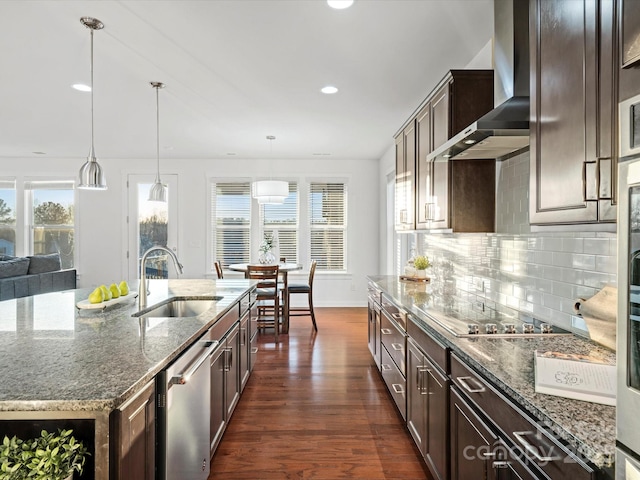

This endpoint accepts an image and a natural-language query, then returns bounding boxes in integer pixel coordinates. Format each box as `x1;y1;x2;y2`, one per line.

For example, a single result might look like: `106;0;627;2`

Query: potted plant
413;255;431;278
0;429;88;480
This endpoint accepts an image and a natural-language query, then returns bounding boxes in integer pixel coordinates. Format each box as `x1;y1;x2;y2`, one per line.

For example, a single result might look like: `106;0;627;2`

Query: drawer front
450;354;594;480
239;292;251;316
367;282;382;305
380;309;406;375
407;318;448;374
381;293;407;331
249;331;258;372
381;345;407;420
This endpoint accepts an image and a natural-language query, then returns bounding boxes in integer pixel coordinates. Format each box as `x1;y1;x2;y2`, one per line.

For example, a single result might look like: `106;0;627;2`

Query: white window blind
309;182;346;271
212;182;251;267
261;182;298;263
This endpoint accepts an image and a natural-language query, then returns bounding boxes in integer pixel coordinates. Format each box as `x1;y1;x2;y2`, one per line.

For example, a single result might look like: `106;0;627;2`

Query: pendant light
252;136;288;204
148;82;167;202
78;17;107;190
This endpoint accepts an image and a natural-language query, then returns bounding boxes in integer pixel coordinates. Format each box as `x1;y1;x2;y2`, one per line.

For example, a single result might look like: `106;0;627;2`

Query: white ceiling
0;0;493;163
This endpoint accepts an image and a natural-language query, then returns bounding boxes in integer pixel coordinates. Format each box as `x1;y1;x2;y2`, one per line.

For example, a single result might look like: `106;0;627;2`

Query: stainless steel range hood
427;0;530;163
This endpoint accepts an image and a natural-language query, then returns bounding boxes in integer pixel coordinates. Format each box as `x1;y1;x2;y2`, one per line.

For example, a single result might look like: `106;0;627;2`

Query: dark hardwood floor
209;307;429;479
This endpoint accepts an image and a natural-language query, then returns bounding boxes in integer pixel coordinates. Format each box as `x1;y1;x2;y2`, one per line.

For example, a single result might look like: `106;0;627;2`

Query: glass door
629;185;640;391
127;174;178;281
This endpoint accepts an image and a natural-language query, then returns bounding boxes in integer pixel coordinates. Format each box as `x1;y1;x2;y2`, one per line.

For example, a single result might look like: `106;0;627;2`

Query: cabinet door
111;380;155;480
395;123;416;231
450;387;497;480
431;83;450;151
529;0;599;224
210;345;226;456
406;341;427;455
416;103;433;229
225;324;241;419
425;362;449;480
240;311;250;391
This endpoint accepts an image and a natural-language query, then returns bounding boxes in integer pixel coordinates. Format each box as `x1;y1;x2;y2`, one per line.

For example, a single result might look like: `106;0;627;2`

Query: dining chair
285;260;317;331
214;260;224;279
247;264;280;341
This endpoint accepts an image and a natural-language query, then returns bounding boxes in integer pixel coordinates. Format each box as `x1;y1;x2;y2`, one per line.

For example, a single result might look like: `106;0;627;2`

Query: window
261;183;298;263
309;182;346;271
25;180;75;269
212;182;251;267
0;179;16;256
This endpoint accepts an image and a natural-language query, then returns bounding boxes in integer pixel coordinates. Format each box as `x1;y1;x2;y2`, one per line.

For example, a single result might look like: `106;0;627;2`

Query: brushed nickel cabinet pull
392;383;404;394
513;431;560;462
457;376;486;393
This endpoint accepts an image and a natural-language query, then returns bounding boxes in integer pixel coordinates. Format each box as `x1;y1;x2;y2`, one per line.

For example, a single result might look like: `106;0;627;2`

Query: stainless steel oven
617;155;640;478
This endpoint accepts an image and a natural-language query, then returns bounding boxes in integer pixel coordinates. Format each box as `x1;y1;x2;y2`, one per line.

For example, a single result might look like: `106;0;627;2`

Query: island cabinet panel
529;0;617;225
110;380;155;480
395;121;416;231
415;70;495;231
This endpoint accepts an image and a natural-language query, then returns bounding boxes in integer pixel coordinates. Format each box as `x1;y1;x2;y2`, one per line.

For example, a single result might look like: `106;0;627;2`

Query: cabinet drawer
450;354;594;480
381;345;407;420
239;292;251;316
367;282;382;305
380;309;406;375
407;319;448;374
381;294;407;331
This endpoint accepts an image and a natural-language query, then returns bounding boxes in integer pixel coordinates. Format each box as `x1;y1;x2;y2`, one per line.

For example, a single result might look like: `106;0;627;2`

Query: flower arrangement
0;429;88;480
413;255;431;271
259;233;277;254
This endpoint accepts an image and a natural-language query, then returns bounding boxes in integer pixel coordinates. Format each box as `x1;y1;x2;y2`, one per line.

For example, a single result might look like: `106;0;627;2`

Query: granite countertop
368;275;616;469
0;279;254;414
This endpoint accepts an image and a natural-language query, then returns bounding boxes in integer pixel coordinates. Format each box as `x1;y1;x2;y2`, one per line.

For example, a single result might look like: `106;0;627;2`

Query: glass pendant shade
252;180;288;204
77;17;107;190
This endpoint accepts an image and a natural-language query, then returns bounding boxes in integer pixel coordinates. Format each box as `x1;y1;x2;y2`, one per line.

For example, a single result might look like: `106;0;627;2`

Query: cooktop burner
414;297;572;338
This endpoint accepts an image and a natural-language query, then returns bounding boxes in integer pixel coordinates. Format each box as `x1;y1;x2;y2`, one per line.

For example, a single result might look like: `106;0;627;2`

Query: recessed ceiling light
321;85;338;94
33;151;46;155
226;152;237;156
72;83;91;92
327;0;354;9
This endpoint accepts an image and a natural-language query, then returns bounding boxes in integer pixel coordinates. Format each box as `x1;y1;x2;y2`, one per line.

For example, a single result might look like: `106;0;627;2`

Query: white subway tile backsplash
416;152;616;336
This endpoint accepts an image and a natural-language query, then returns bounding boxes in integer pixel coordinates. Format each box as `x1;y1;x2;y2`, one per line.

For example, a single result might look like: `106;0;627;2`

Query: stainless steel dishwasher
157;336;220;480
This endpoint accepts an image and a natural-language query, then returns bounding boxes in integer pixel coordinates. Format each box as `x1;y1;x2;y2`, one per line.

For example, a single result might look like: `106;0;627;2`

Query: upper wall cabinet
414;70;495;231
395;121;416;231
529;0;617;226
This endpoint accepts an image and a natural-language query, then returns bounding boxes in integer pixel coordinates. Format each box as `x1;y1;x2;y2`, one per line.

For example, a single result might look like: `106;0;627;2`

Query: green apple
88;287;104;304
109;283;121;299
100;284;112;301
118;280;129;296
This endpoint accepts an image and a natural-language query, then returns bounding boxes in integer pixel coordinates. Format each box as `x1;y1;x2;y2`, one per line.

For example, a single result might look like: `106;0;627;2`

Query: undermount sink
132;297;222;318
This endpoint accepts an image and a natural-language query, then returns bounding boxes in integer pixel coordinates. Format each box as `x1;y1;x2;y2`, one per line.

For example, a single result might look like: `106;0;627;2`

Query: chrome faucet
139;245;184;309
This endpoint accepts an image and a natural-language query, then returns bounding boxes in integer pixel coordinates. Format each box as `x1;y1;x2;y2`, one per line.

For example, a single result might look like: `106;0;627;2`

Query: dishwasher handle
172;341;219;386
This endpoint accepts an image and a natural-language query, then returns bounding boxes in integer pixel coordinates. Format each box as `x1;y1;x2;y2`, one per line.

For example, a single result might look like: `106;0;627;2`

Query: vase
259;250;276;264
415;269;427;278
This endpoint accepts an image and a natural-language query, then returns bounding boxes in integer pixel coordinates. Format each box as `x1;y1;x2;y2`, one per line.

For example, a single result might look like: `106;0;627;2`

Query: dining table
227;262;303;334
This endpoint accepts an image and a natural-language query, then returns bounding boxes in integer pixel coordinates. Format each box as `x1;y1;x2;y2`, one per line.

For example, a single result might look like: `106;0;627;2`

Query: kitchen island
0;278;255;480
368;275;616;478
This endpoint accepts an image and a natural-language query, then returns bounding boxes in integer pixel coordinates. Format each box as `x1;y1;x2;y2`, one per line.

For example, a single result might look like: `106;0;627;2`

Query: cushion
27;253;61;274
0;255;15;261
0;257;30;279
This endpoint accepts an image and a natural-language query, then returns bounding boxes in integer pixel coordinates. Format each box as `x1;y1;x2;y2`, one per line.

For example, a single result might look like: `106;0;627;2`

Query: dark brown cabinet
110;380;155;480
415;70;495;231
395;121;416;230
407;338;449;480
529;0;617;225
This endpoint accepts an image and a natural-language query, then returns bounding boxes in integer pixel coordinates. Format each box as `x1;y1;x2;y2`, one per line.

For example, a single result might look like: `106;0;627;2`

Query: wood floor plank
209;307;430;480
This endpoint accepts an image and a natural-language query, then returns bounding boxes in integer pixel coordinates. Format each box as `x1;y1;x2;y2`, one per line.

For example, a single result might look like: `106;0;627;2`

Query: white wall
0;156;379;307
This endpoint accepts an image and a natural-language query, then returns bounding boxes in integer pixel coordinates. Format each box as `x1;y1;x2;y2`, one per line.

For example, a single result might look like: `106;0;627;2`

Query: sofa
0;253;77;301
